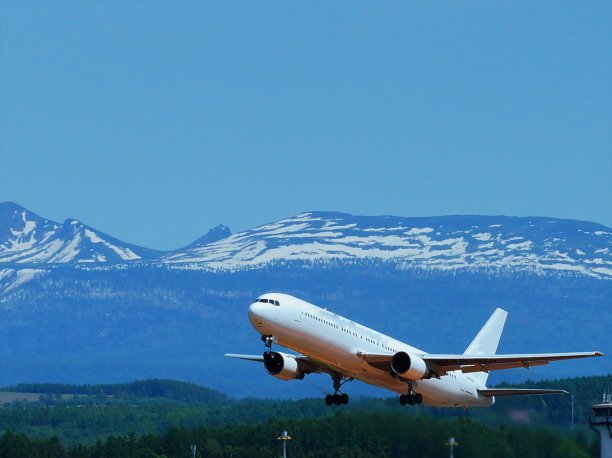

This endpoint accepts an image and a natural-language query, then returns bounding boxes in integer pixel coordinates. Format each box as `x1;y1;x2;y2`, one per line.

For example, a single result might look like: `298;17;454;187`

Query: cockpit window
256;298;280;306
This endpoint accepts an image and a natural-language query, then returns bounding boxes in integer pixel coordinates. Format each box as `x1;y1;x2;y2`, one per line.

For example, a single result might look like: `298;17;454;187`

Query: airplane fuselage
248;293;494;407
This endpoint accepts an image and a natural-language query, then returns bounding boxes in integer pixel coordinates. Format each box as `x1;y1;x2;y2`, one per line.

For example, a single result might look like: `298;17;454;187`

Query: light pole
571;394;575;429
445;436;459;458
277;430;292;458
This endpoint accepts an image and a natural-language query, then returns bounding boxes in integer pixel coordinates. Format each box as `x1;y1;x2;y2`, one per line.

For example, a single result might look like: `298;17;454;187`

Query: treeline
3;379;228;404
0;413;598;458
0;397;332;445
0;376;608;453
489;374;612;425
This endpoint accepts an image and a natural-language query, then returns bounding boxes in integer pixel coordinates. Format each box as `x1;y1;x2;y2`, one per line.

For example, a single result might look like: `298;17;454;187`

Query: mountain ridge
0;202;163;265
164;211;612;279
1;203;610;284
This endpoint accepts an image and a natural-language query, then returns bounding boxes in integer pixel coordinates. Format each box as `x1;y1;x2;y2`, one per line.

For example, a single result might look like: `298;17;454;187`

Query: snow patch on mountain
7;268;45;292
0;267;47;294
0;202;161;266
163;212;612;279
84;229;140;260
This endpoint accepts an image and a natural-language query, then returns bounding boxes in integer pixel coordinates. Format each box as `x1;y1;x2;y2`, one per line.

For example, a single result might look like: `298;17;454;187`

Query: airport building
590;392;612;458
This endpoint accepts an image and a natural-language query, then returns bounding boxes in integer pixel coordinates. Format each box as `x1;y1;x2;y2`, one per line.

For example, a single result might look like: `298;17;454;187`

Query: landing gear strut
325;372;352;406
262;335;275;351
399;382;423;406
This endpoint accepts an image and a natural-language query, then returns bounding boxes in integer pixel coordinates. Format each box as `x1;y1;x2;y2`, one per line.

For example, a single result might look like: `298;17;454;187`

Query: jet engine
391;351;428;380
263;351;304;381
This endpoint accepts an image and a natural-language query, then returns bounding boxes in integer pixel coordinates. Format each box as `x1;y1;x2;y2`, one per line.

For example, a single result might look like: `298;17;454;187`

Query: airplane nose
248;301;265;326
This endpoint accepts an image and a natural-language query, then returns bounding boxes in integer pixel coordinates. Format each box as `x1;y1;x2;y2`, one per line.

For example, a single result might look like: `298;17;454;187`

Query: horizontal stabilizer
478;388;568;397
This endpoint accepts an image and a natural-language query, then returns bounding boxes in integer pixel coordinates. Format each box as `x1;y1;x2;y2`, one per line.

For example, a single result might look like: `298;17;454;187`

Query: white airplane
226;293;603;407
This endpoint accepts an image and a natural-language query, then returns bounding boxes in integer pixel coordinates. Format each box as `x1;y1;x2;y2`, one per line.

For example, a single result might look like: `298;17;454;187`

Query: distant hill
2;379;228;404
0;202;610;396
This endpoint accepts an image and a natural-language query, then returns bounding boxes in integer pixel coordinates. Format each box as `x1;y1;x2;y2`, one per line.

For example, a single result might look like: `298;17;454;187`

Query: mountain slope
0;202;163;264
164;212;612;279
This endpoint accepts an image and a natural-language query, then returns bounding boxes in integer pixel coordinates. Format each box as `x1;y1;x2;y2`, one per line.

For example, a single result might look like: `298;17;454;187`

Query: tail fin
464;308;508;386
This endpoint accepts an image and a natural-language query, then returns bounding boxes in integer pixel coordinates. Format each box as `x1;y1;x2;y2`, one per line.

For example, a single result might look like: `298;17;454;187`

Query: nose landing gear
262;335;276;350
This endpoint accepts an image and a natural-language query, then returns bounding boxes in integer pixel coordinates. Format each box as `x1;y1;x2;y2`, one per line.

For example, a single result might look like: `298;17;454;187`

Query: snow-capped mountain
164;212;612;279
0;202;162;264
1;203;611;280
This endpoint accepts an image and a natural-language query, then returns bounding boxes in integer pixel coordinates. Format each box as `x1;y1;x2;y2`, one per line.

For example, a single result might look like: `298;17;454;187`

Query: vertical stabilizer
464;308;508;386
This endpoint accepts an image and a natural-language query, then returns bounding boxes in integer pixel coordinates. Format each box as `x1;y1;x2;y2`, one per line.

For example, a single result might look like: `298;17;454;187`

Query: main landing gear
399;382;423;406
325;393;349;406
325;372;352;406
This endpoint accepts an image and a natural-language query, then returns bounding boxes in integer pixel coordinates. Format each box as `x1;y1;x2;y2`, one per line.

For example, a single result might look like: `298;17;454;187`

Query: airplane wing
477;388;568;397
224;353;334;375
224;353;265;362
358;351;603;375
423;351;603;375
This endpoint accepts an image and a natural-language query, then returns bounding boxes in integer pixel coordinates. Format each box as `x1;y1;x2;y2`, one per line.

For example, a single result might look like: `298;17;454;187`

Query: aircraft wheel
407;394;416;405
399;394;407;406
325;395;333;406
333;394;342;406
415;393;423;405
341;393;349;405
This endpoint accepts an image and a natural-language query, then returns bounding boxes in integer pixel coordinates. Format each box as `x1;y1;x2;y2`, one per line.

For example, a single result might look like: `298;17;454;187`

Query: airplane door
294;303;301;322
461;374;476;401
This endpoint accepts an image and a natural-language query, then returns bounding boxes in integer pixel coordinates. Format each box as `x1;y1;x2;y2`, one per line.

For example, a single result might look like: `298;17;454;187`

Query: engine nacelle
391;351;428;380
263;351;304;381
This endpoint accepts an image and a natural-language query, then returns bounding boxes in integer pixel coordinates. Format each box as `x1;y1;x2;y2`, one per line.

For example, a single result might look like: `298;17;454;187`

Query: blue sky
1;1;610;250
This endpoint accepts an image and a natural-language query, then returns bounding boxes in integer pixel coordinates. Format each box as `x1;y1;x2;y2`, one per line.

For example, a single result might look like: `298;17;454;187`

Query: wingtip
595;351;604;357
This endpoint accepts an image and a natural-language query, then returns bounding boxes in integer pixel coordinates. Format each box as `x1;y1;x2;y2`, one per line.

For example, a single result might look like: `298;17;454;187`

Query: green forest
0;375;609;457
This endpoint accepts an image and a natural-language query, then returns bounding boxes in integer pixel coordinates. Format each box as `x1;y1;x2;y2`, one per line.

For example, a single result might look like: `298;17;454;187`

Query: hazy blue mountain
183;224;232;248
0;203;610;398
